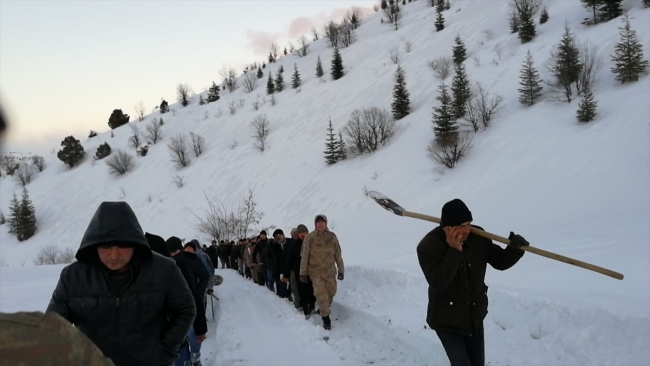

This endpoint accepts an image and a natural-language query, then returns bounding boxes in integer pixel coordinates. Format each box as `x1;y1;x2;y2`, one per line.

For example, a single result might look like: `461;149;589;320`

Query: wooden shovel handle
403;211;624;280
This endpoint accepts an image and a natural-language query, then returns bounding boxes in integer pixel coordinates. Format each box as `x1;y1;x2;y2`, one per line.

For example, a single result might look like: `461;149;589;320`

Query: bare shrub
389;47;400;64
234;187;264;239
33;245;75;265
228;140;238;149
483;29;496;42
189;132;206;157
428;57;452;80
128;124;141;150
219;65;238;92
311;27;320;41
145;119;162;144
168;134;191;168
427;133;473;168
343;107;397;154
252;99;261;110
176;84;192;106
228;101;238;115
34;245;59;265
297;35;310;57
494;43;504;61
15;163;36;186
189;191;237;241
463;83;505;132
172;175;185;188
251;114;271;152
0;154;18;175
269;94;277;106
238;99;245;108
346;7;363;29
134;101;145;122
31;155;45;172
270;42;279;61
473;55;481;67
577;41;602;95
242;72;258;93
339;24;357;47
404;40;413;53
324;21;339;48
106;149;135;176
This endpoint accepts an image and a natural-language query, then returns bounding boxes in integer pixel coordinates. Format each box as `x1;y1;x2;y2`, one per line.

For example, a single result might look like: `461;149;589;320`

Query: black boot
322;315;331;330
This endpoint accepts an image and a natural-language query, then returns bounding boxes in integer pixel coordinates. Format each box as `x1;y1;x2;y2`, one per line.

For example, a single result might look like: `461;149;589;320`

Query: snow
1;0;650;365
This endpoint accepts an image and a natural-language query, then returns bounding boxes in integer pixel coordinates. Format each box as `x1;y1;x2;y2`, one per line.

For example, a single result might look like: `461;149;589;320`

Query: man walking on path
46;202;196;366
417;199;529;366
300;214;344;330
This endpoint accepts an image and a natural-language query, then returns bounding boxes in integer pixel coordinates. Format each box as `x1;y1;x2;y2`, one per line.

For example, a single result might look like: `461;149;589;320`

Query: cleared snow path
210;269;433;366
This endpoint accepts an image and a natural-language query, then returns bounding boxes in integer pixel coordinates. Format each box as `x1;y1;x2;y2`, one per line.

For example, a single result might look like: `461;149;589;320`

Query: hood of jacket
76;201;152;266
145;232;171;257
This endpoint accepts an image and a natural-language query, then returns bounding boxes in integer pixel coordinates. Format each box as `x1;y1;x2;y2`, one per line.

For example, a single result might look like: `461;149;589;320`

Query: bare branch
250;114;271;153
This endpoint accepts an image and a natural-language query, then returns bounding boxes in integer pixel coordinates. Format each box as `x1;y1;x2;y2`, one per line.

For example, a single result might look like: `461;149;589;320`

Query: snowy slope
1;0;649;364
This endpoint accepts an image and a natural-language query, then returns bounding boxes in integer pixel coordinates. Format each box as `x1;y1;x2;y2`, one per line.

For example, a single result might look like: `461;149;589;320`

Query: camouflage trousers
311;275;337;317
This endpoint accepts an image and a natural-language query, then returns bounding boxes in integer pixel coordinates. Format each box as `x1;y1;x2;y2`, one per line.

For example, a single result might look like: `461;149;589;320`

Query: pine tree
324;118;338;165
381;0;388;9
644;0;649;8
509;11;520;33
95;142;112;160
597;0;623;22
576;89;598;122
391;65;411;120
451;63;471;119
432;83;457;144
452;35;467;65
7;192;19;234
208;81;219;103
291;63;301;89
199;95;205;105
275;68;285;92
16;188;36;241
549;25;582;102
257;67;264;79
268;52;275;63
518;11;536;43
435;12;445;31
445;0;450;10
316;55;324;78
581;0;601;24
0;211;5;225
518;50;544;106
266;72;275;95
336;130;348;161
540;6;549;24
57;136;85;168
331;47;345;80
279;65;284;74
436;0;445;13
160;99;169;113
611;15;649;83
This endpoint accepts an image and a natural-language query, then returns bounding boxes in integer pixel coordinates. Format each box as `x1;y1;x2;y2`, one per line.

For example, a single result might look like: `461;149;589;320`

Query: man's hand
337;273;344;281
508;232;529;249
443;226;463;251
196;334;207;343
300;275;309;283
207;289;214;295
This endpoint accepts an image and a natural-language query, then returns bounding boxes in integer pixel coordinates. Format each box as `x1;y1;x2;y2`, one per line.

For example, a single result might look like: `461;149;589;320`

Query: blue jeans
266;269;275;291
175;328;201;366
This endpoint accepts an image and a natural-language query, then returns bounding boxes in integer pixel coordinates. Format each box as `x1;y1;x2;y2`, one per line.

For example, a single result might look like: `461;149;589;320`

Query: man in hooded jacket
46;202;196;366
284;224;316;318
299;214;344;330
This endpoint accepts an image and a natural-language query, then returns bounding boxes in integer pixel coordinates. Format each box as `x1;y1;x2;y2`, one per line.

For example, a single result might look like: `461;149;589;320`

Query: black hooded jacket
46;202;196;366
283;238;303;279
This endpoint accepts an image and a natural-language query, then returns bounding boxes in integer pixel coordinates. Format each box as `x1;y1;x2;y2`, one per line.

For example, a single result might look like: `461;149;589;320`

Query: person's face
97;245;134;271
184;246;196;253
315;220;326;232
298;232;307;240
260;234;267;240
445;221;472;242
274;234;285;242
291;232;298;239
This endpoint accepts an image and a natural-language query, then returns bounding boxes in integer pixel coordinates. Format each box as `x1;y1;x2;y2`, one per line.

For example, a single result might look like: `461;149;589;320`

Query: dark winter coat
252;240;267;265
171;251;208;336
46;202;196;366
283;238;303;279
206;245;219;267
416;225;524;336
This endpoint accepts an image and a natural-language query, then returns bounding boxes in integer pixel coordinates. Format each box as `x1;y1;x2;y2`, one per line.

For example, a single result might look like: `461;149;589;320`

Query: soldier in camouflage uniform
299;214;345;330
0;311;115;366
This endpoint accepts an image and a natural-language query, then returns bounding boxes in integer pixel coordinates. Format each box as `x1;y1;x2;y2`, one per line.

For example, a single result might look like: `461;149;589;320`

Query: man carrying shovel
416;199;529;366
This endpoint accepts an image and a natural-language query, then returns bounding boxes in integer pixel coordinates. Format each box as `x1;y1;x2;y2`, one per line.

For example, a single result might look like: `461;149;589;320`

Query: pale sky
0;0;376;154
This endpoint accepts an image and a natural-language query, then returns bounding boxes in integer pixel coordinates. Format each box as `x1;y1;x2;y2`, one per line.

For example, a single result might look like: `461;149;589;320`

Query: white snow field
1;0;649;365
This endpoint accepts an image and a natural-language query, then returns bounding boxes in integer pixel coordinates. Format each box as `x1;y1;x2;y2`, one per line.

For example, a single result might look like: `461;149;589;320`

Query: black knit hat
260;230;267;236
440;199;473;227
273;229;284;237
165;236;184;254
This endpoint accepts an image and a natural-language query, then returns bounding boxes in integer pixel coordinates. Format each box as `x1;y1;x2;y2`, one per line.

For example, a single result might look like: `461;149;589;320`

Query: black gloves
337;273;344;281
300;275;309;283
207;289;214;295
508;231;529;249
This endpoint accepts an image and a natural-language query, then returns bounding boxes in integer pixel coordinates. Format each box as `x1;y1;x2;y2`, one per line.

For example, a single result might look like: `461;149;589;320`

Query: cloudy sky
0;0;376;154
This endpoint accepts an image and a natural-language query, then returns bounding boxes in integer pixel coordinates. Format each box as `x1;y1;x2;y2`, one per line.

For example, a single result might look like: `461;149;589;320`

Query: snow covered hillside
1;0;649;364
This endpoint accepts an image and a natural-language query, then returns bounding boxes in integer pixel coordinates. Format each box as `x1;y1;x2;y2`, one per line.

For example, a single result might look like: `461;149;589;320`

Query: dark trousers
435;325;485;366
297;279;316;315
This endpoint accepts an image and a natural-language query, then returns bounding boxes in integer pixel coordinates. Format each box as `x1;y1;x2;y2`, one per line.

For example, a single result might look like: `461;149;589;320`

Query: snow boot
322;315;331;330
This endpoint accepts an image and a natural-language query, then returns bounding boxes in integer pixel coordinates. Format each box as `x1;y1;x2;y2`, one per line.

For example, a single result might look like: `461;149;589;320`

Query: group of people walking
205;214;345;330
